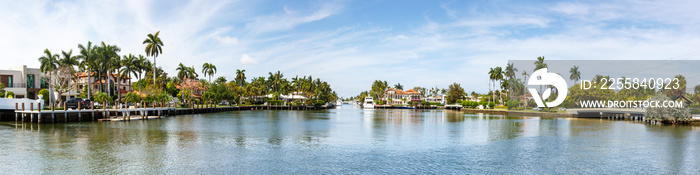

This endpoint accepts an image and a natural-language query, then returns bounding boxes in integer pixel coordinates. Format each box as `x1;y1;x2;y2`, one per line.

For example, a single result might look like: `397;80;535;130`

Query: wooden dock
12;104;336;123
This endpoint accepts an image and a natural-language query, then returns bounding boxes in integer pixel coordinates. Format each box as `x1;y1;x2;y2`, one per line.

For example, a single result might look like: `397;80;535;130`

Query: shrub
39;89;49;102
124;92;141;104
645;94;691;124
6;91;15;98
94;92;112;104
507;100;519;110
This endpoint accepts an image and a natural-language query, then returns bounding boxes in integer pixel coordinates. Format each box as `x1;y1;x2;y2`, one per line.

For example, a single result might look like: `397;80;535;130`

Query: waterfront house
382;88;422;105
175;78;205;99
0;65;47;99
75;72;133;100
424;95;446;105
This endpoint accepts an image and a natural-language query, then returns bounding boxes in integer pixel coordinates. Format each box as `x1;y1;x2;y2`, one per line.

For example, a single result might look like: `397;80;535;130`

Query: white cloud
215;36;239;44
551;3;590;15
240;54;258;65
244;1;343;35
385;35;409;41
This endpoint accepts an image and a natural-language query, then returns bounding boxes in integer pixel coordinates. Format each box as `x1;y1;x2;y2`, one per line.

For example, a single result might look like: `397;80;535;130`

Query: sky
1;0;700;98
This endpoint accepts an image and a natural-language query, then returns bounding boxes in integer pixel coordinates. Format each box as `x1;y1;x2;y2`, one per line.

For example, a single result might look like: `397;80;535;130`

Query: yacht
363;97;375;109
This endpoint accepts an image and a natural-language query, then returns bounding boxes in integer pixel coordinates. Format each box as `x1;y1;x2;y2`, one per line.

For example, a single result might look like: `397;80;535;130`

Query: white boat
363;97;375;109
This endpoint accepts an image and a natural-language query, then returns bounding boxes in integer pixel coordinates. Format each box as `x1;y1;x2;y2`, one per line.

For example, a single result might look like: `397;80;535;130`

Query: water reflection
2;107;700;174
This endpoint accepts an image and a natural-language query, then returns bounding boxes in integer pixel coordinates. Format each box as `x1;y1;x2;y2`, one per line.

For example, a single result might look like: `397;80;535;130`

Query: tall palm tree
494;66;504;105
268;71;284;95
38;49;59;103
569;65;581;82
135;54;149;93
488;67;497;105
143;31;164;86
59;50;79;100
235;69;246;87
97;42;121;96
78;41;96;99
176;63;190;80
120;54;138;99
534;56;547;97
202;62;217;82
505;63;518;98
521;71;528;100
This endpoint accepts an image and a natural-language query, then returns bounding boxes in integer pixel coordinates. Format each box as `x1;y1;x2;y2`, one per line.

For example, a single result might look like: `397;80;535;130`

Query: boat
363;97;375;109
394;106;415;109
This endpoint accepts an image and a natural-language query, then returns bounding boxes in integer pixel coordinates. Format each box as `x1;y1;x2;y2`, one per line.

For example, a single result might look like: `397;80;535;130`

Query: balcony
6;83;26;88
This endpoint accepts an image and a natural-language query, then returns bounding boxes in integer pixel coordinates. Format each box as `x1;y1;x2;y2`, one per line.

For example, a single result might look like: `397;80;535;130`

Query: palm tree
135;54;149;93
176;63;190;80
505;63;518;99
269;71;284;93
202;62;217;83
394;83;403;90
38;49;59;104
78;41;96;99
59;49;79;100
235;69;246;87
521;71;528;101
97;42;121;96
569;65;581;82
120;54;138;99
494;66;504;105
488;67;497;105
143;31;164;85
534;56;547;97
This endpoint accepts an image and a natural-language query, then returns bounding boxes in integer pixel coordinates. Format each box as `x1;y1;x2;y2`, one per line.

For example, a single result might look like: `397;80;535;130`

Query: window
40;77;49;89
7;76;12;87
27;74;34;88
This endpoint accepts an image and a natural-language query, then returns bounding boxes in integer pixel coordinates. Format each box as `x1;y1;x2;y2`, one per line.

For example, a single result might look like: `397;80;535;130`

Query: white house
0;65;47;99
382;88;422;105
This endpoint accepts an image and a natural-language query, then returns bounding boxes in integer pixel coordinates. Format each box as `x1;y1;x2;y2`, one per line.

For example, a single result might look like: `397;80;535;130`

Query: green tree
446;83;465;104
94;92;112;107
394;83;403;90
202;62;217;83
58;49;79;102
123;92;141;104
78;41;97;99
569;65;581;82
143;31;164;85
489;66;503;105
235;69;246;87
534;56;547;98
667;74;687;100
120;54;138;97
96;42;121;96
39;89;49;102
215;76;227;84
38;49;59;103
135;54;150;93
370;80;388;100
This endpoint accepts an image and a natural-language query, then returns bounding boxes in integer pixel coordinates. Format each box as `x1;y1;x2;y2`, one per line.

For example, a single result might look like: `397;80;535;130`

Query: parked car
65;98;92;109
218;101;230;106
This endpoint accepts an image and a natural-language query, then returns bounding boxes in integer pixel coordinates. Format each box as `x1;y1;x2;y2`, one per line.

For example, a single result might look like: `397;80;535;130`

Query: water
1;105;699;174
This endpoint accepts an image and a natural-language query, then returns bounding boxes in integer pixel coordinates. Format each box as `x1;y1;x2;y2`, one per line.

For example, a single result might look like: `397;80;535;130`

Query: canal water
1;105;699;174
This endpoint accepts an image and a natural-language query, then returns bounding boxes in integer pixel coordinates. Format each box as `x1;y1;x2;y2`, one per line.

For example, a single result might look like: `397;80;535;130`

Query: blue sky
2;0;700;97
